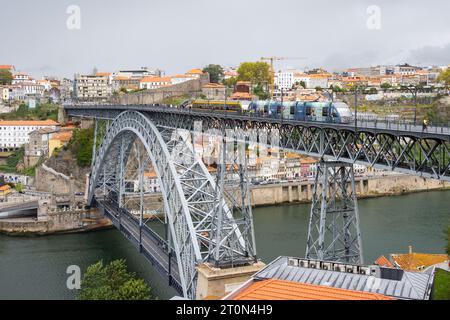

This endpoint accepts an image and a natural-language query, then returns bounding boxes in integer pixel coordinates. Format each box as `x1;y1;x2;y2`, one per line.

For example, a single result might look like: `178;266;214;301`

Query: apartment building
24;128;72;166
0;120;60;151
112;76;141;92
20;82;45;96
394;64;421;76
139;76;172;90
1;86;9;101
12;73;33;84
74;74;111;100
275;71;295;90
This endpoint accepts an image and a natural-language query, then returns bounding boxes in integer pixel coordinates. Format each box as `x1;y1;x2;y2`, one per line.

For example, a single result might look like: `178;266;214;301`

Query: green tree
203;64;224;83
237;61;272;85
0;102;59;121
253;84;270;100
380;83;391;91
223;76;237;87
14;183;25;193
437;68;450;86
78;259;154;300
299;81;306;89
68;127;94;167
367;87;378;94
0;69;13;85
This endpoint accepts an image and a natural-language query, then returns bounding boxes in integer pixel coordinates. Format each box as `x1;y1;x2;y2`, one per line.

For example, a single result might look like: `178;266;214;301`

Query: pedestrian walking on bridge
422;118;429;132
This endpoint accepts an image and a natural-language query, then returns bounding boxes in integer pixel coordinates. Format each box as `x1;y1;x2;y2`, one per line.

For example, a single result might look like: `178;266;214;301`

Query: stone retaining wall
250;174;450;206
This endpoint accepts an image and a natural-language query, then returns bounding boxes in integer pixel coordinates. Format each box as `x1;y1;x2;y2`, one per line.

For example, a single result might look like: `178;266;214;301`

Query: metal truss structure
66;105;450;181
305;161;363;264
208;128;257;268
88;111;256;299
64;104;450;298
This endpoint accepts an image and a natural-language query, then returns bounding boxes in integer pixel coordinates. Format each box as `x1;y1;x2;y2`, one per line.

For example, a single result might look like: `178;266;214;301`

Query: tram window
322;107;329;117
264;105;268;113
290;105;295;115
305;107;312;116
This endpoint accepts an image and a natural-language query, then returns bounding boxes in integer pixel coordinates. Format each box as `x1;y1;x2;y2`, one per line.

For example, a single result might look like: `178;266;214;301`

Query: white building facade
275;71;295;90
0;120;60;150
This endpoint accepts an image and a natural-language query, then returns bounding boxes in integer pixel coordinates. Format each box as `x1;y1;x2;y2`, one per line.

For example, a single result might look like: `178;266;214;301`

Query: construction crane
260;56;307;97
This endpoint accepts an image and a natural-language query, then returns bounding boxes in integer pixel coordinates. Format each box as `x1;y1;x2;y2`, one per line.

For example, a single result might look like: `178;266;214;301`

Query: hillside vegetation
0;103;59;121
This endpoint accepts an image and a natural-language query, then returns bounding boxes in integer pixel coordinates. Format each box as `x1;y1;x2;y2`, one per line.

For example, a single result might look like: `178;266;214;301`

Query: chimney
408;245;413;254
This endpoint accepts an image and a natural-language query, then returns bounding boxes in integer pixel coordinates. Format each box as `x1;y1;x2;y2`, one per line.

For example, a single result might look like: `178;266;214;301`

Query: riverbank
1;190;448;300
250;174;450;207
1;174;448;236
0;209;112;236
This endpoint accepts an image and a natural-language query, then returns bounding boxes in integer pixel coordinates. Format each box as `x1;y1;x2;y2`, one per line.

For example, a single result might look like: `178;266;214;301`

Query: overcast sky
1;0;449;78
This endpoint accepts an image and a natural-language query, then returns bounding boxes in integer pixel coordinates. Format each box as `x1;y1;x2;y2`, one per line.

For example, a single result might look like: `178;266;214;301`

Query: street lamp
353;85;359;130
402;85;419;125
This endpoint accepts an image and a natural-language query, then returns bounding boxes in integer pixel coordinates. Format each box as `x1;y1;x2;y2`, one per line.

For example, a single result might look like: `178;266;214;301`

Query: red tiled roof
233;279;394;300
0;120;59;126
375;255;394;268
391;252;449;271
140;76;172;83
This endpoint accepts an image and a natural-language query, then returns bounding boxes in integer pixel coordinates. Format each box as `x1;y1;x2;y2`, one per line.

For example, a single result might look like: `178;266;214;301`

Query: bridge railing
165;106;450;135
93;196;182;293
354;118;450;135
66;104;450;136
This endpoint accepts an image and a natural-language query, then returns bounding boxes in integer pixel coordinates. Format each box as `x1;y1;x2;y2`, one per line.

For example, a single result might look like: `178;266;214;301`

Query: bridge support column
305;161;363;264
118;136;127;208
208;128;257;268
195;261;265;300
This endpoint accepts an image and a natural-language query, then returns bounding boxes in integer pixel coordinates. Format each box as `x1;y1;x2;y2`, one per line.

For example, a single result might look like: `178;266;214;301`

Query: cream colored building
1;87;9;101
74;74;111;100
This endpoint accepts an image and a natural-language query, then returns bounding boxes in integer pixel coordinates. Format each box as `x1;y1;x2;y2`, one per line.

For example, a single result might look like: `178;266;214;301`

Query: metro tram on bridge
248;100;354;123
189;99;354;123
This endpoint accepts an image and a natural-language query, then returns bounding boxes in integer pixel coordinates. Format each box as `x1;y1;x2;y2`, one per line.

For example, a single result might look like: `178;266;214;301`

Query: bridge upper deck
64;104;450;181
64;104;450;140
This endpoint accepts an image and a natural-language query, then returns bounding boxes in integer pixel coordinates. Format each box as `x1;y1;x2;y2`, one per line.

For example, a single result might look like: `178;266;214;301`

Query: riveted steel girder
66;105;450;181
305;161;363;264
88;111;253;299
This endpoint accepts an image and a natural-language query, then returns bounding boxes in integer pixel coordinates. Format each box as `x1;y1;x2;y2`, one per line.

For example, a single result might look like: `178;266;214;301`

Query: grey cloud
408;43;450;66
0;0;449;78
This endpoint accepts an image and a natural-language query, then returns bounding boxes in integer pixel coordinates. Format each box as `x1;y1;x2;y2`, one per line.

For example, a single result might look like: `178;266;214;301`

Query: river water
0;190;449;300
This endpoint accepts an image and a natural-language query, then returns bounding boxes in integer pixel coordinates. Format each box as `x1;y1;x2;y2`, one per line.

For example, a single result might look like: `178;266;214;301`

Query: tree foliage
380;82;391;90
253;84;270;100
237;62;272;85
0;103;59;121
437;68;450;86
203;64;224;83
78;259;154;300
222;76;237;88
0;69;13;85
68;127;94;167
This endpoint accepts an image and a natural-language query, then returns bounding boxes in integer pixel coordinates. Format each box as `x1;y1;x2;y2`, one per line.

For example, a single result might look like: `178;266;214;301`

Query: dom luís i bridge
63;104;450;299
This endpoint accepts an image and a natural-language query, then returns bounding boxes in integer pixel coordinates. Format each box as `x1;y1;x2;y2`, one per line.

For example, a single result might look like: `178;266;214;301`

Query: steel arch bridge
88;111;256;299
64;104;450;299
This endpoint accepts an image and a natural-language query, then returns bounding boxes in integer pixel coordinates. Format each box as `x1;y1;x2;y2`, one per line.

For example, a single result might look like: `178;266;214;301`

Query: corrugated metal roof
253;256;433;300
